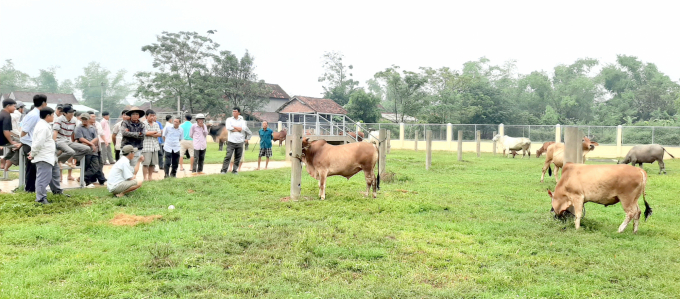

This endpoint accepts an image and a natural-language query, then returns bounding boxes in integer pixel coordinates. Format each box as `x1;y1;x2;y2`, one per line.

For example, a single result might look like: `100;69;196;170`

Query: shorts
180;140;194;157
142;151;159;166
109;180;138;194
130;150;142;167
259;147;272;158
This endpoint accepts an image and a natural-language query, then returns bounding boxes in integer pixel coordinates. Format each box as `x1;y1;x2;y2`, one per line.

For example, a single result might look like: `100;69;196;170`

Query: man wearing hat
120;107;147;166
108;145;144;197
190;113;208;174
75;112;106;187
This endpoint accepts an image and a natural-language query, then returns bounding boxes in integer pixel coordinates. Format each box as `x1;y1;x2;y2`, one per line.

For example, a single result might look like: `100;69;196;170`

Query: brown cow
272;128;287;147
536;141;556;158
299;137;379;200
540;137;599;182
548;163;652;233
339;131;364;142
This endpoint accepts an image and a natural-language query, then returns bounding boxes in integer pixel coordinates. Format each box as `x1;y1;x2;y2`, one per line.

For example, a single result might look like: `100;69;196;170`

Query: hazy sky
2;0;678;103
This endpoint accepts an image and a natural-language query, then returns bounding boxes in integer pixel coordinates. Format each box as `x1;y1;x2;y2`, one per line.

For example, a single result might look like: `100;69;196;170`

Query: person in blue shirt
179;114;194;172
257;121;274;170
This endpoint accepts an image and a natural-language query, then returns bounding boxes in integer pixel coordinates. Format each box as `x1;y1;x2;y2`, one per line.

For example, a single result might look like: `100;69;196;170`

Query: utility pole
100;82;104;118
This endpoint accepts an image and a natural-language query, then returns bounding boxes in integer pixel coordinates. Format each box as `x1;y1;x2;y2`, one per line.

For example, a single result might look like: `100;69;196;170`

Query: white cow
365;131;380;145
492;134;532;158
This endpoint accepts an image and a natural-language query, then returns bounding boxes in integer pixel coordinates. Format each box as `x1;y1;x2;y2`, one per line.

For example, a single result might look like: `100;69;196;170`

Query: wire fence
372;124;680;146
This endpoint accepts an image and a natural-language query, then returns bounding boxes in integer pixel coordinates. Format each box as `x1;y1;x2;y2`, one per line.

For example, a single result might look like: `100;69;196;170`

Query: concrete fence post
414;129;418;152
426;130;432;170
555;124;561;143
476;130;481;158
457;131;463;161
290;124;303;201
492;131;497;156
564;126;583;164
617;125;623;157
446;123;452;150
379;129;387;176
399;123;405;148
278;121;283;132
499;123;505;137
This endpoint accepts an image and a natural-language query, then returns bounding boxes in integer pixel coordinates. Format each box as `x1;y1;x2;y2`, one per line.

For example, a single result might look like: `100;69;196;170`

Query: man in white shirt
20;94;49;193
111;110;129;161
108;145;144;197
29;107;65;204
220;107;249;174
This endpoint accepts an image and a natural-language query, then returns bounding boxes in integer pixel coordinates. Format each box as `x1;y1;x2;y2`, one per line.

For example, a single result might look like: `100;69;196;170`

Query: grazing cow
540;137;600;182
298;137;379;200
492;134;532;158
272;128;287;147
339;131;364;142
536;141;556;158
619;144;675;174
548;163;652;233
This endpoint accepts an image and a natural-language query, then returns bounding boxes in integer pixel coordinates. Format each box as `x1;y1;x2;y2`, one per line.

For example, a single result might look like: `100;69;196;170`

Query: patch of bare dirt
110;213;162;226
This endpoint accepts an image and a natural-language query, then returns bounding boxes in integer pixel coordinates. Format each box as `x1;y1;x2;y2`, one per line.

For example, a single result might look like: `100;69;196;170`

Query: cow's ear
592;141;599;146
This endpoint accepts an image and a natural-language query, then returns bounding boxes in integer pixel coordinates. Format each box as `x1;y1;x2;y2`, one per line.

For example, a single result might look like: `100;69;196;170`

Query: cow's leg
319;173;327;200
540;159;551;182
503;149;507;157
658;159;665;174
364;170;376;198
572;196;585;230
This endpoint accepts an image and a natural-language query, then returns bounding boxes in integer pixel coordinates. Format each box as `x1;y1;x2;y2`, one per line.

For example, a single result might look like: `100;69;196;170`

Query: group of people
1;98;277;203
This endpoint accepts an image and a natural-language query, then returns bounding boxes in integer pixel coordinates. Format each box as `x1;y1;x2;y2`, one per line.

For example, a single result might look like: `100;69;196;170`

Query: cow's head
582;137;599;151
548;189;573;220
301;137;312;152
492;134;502;142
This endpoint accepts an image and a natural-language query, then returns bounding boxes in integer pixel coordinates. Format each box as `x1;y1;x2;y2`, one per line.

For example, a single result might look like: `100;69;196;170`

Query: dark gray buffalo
619;144;675;174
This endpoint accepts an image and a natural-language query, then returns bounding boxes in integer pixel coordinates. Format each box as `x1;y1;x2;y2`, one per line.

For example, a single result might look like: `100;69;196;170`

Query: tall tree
598;55;679;124
0;59;32;94
209;50;271;115
374;65;426;123
318;51;358;105
75;62;132;116
134;30;219;113
345;89;381;123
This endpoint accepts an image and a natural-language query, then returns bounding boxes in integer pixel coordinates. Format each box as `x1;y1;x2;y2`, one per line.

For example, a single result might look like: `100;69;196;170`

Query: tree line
3;30;679;126
321;53;680;126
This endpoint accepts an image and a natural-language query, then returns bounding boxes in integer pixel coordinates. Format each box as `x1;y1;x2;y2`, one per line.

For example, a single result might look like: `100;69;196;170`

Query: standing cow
272;128;287;147
492;134;532;158
298;137;380;200
540;137;600;182
619;144;675;174
548;163;652;233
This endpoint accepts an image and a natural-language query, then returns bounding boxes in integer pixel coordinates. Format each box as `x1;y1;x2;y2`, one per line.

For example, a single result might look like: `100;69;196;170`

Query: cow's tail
663;147;675;159
548;165;553;177
640;170;652;221
376;141;381;191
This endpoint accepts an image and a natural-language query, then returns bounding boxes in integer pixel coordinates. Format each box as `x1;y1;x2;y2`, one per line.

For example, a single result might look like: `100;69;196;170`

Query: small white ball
168;205;175;210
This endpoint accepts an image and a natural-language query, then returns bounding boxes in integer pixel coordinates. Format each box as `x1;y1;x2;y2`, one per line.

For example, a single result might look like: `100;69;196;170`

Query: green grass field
1;149;679;298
